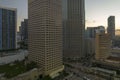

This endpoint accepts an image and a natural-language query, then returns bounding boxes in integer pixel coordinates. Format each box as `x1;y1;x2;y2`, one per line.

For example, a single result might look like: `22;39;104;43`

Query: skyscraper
0;6;17;51
62;0;85;59
107;16;115;40
28;0;64;77
19;19;28;44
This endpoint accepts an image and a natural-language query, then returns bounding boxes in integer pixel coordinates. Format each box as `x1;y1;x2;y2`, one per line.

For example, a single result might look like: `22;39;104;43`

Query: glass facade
0;8;16;50
63;0;85;59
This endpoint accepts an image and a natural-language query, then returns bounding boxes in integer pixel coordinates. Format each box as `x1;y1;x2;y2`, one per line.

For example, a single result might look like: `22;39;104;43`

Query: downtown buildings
86;26;105;57
86;26;105;39
28;0;64;77
62;0;85;59
0;6;17;51
19;19;28;44
107;16;115;40
19;19;28;49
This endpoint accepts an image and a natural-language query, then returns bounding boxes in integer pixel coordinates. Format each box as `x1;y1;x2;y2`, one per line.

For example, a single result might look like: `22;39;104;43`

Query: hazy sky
0;0;120;31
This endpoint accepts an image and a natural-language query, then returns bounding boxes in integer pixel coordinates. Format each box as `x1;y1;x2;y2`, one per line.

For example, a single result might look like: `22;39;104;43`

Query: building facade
95;33;111;60
86;27;99;38
87;26;105;39
85;38;95;56
20;19;28;43
0;6;17;51
28;0;64;77
62;0;85;59
107;16;115;40
86;26;105;57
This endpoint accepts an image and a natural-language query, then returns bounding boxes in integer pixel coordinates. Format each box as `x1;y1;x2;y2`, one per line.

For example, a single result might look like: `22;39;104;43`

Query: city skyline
1;0;120;30
0;0;120;80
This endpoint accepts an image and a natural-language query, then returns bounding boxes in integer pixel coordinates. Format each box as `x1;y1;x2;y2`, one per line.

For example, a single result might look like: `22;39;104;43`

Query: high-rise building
0;6;17;51
87;26;105;39
62;0;85;59
107;16;115;40
95;32;111;60
28;0;64;77
19;19;28;44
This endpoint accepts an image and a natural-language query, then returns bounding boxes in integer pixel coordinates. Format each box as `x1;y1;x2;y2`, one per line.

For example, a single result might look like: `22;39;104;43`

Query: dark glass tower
107;16;115;40
0;7;17;51
62;0;85;59
20;19;28;44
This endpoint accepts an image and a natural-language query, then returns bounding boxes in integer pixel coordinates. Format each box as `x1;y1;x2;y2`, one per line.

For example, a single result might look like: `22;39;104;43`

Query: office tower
28;0;64;77
107;16;115;40
0;6;17;51
62;0;85;59
95;32;111;60
19;19;28;44
87;26;105;39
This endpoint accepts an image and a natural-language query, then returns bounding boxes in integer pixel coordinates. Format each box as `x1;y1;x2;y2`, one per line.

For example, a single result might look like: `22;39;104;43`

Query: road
64;62;107;80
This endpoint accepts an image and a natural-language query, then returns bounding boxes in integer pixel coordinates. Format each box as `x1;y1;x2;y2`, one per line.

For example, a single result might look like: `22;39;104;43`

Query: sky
0;0;120;31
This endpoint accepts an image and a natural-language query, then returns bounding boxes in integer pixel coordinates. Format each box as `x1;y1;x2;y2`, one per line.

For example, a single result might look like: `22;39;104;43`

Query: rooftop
0;6;16;11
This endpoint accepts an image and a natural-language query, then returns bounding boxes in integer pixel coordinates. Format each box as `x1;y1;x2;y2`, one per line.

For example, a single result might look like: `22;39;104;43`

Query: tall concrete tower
62;0;85;59
28;0;64;77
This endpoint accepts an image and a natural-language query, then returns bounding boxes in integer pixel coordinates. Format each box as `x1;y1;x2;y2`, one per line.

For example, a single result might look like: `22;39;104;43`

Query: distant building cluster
86;16;116;60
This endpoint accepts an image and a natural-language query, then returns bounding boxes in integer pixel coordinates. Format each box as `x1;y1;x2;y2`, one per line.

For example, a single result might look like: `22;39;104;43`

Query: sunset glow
1;0;120;30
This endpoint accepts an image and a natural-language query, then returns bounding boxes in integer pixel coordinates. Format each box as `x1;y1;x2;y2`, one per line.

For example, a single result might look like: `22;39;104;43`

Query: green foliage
65;64;74;68
62;71;69;77
0;61;26;78
0;61;38;79
26;61;38;71
116;70;120;75
42;76;52;80
37;75;53;80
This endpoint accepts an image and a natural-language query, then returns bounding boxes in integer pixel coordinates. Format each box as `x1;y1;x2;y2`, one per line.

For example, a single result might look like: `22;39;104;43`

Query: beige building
28;0;64;77
95;33;111;60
